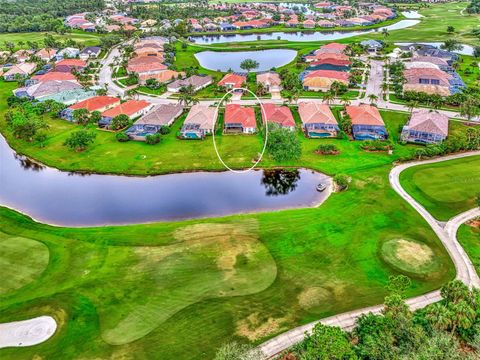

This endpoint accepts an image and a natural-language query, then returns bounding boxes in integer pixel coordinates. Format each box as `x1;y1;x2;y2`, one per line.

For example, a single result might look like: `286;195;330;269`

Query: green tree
240;58;259;73
178;84;199;106
6;107;48;141
110;114;130;131
90;111;102;124
214;341;262;360
441;39;462;52
460;96;480;121
73;108;90;125
266;123;301;162
368;94;378;105
447;26;455;33
293;323;357;359
64;129;96;152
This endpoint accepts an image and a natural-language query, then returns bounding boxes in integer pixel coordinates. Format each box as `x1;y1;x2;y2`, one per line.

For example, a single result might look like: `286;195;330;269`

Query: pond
394;42;475;56
194;49;297;72
0;135;331;227
189;20;420;44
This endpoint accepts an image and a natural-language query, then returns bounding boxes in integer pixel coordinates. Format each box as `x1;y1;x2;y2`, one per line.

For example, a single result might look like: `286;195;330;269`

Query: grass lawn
0;160;456;359
0;30;104;50
196;3;479;47
458;224;480;271
457;55;480;88
400;156;480;221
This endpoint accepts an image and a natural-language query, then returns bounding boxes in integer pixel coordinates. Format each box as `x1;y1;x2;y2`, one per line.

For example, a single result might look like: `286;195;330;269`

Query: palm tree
406;100;419;114
450;301;476;334
367;94;378;105
426;303;452;331
340;96;351;107
322;91;334;105
178;85;199;106
382;28;390;38
381;82;389;97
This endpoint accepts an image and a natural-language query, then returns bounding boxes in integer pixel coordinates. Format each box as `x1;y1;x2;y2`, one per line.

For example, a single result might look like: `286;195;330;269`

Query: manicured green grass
355;2;480;45
458;224;480;271
400;156;480;221
457;55;480;88
0;232;49;294
0;30;104;50
197;2;479;47
0;160;455;359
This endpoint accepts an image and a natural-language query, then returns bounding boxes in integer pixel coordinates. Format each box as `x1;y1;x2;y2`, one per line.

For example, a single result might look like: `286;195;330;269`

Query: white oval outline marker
212;87;269;173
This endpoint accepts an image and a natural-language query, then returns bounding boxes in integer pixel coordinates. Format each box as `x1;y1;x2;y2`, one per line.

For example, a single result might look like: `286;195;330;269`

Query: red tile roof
305;70;349;81
32;71;77;82
225;104;256;128
261;104;295;128
408;109;449;137
102;100;151;118
317;43;347;54
298;102;337;125
69;96;120;112
345;105;384;126
56;59;87;67
218;73;246;88
127;56;167;74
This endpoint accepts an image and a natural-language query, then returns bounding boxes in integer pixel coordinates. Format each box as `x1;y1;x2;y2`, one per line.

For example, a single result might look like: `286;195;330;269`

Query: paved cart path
258;151;480;359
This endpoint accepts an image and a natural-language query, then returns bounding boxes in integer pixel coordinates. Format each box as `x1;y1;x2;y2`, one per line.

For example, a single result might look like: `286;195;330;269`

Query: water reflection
261;169;300;196
13;154;45;172
0;135;330;226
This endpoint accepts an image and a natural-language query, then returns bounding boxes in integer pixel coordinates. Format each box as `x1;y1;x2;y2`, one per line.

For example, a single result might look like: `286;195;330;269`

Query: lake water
194;49;297;72
0;135;330;227
394;42;475;56
189;20;420;44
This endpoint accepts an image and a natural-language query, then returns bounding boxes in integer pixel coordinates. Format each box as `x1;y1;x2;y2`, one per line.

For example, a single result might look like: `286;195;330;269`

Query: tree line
0;0;105;33
215;278;480;360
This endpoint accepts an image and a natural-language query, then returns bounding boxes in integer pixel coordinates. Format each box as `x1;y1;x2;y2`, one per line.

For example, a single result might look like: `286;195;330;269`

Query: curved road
258;151;480;359
98;44;479;122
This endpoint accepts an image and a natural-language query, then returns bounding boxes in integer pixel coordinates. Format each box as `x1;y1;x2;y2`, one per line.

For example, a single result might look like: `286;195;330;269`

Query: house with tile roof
167;75;213;93
127;57;167;76
13;80;82;100
29;71;78;85
256;72;282;92
126;103;184;140
302;70;349;92
315;43;348;55
303;19;316;28
298;102;339;138
218;73;246;92
61;96;121;121
401;109;448;144
403;67;453;96
345;104;388;140
99;100;154;128
36;48;58;62
261;104;295;131
180;104;217;139
4;63;36;81
139;70;183;85
80;46;101;60
55;59;87;73
224;104;256;134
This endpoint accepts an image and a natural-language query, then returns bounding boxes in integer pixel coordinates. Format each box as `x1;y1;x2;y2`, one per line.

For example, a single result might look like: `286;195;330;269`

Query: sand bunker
0;316;56;348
